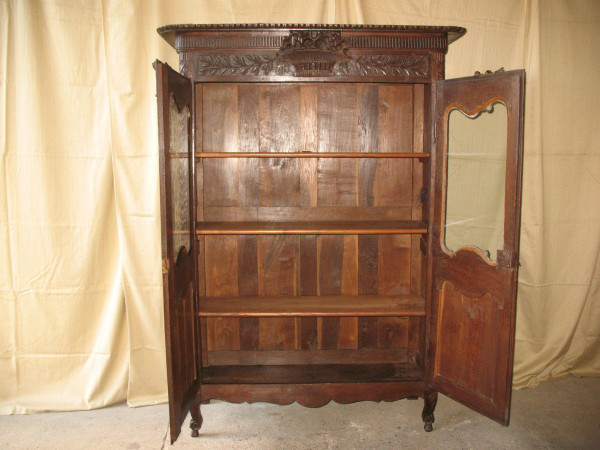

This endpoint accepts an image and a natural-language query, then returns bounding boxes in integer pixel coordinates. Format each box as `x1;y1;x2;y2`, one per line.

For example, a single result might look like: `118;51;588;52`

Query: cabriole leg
422;390;438;432
190;390;203;438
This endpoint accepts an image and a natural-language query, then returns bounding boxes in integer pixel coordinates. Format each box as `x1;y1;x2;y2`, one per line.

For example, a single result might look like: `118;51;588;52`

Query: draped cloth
1;0;598;413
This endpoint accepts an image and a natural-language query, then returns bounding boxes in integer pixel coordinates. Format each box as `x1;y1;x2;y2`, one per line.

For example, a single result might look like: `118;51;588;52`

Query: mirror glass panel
444;101;507;261
169;94;191;256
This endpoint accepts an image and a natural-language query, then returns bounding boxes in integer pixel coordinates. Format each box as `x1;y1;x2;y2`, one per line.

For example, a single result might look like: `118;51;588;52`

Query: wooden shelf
189;152;430;158
198;295;425;317
195;220;428;235
202;363;423;384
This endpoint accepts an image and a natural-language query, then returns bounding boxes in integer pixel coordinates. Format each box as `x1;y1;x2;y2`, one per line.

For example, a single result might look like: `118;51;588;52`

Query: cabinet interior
186;82;429;379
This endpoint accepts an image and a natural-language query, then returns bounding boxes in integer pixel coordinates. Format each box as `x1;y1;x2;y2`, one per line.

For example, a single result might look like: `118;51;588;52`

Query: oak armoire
154;24;525;444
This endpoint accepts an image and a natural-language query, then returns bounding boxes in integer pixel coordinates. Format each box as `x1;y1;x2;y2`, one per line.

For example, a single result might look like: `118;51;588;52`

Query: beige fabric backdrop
1;0;598;413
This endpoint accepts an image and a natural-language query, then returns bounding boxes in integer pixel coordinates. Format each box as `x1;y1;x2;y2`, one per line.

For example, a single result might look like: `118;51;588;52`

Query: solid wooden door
154;61;200;443
429;70;525;424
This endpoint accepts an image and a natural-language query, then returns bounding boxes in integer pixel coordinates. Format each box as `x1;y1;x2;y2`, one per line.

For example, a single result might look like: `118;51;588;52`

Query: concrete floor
1;376;598;449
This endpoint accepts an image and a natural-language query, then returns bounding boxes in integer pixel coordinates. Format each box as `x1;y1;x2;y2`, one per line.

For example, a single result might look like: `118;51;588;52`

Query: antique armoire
154;24;525;443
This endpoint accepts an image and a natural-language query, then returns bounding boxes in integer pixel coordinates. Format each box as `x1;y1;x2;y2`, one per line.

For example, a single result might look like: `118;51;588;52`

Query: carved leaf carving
333;55;429;77
195;55;295;76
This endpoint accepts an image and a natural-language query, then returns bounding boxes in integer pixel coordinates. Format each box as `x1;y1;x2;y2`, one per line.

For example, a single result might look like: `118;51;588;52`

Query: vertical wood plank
211;317;241;351
238;85;259;207
258;235;297;297
257;235;298;350
317;84;358;206
299;85;318;207
320;317;340;350
319;235;344;296
205;236;238;297
258;318;297;351
358;236;378;295
299;235;318;349
238;235;259;351
202;85;240;207
378;228;411;354
300;236;318;296
358;235;378;348
358;84;379;206
408;316;424;367
338;235;358;349
377;317;409;349
337;317;359;349
373;85;413;206
379;235;411;295
237;236;258;296
319;235;344;349
300;317;318;350
258;85;301;207
342;235;359;296
358;316;379;349
205;235;239;351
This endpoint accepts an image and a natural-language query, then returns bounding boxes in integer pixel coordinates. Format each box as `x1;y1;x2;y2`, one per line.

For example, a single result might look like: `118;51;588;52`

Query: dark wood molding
158;23;466;48
432;52;445;80
181;31;430;78
201;382;426;408
334;54;429;77
184;52;430;79
168;25;462;80
173;32;451;52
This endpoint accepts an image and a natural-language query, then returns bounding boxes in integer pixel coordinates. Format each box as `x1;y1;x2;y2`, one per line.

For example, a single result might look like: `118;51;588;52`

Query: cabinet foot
190;391;203;438
421;389;438;432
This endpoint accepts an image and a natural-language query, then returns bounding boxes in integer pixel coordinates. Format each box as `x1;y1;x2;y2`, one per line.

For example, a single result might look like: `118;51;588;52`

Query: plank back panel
199;82;426;366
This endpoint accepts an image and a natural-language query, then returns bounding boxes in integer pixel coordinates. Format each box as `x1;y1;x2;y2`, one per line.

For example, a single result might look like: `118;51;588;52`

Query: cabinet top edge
157;23;467;48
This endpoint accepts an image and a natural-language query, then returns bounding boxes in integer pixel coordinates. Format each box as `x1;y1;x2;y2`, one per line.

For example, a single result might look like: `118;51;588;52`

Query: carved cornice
182;30;430;78
158;23;467;47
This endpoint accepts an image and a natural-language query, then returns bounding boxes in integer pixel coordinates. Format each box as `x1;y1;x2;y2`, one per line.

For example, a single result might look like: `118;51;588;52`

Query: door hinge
497;250;517;268
434;122;437;141
162;258;170;274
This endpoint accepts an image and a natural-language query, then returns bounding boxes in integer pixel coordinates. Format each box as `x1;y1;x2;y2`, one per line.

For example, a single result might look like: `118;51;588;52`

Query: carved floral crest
279;30;349;54
277;31;351;76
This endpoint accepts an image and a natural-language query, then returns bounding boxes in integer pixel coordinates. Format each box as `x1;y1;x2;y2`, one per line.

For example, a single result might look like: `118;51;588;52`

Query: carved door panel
429;70;525;424
154;61;199;443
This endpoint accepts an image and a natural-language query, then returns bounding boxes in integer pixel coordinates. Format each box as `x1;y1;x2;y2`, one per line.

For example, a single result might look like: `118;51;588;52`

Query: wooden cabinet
154;24;525;443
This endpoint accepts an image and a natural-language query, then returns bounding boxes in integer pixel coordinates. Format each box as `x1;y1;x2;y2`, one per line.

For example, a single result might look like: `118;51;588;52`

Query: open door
154;61;200;443
429;70;525;425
